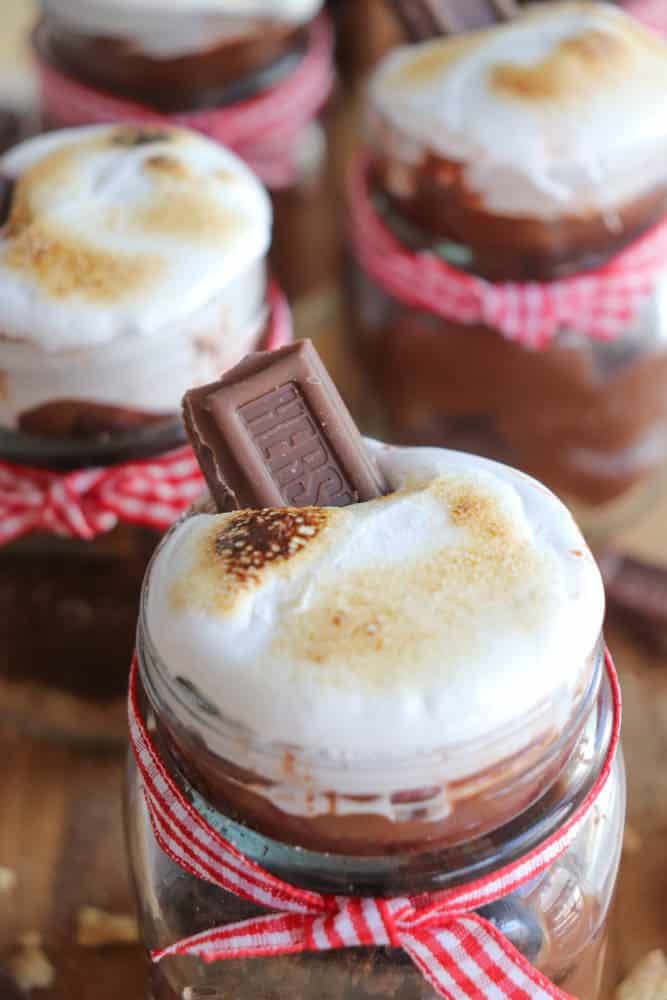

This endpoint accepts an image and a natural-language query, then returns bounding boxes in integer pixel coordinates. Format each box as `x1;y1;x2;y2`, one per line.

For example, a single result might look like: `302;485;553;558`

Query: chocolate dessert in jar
0;123;286;745
126;341;624;1000
33;0;338;326
349;2;667;543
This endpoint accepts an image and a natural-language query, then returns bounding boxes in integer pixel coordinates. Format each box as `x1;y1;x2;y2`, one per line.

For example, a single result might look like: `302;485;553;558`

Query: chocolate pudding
350;3;667;536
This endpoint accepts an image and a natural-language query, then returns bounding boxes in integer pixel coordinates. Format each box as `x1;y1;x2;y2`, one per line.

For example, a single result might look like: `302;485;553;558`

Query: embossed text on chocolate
239;382;357;507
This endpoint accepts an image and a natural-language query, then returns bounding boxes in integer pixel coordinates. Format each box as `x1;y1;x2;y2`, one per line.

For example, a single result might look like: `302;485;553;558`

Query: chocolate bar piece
390;0;519;40
599;551;667;654
183;340;387;511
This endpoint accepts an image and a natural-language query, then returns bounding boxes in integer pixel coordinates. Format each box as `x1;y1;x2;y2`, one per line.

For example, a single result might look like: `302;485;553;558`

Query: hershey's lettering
239;383;357;507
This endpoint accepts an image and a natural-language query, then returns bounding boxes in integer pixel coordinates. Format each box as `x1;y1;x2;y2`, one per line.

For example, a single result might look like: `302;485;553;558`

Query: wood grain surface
1;3;666;998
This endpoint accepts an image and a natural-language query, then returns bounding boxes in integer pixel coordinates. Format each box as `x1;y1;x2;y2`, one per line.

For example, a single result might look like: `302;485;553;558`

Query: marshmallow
369;2;667;220
145;443;605;808
41;0;324;58
0;126;271;423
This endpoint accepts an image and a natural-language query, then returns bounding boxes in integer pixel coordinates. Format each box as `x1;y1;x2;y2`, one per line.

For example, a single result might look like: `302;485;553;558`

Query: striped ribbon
0;282;292;544
348;155;667;350
129;649;621;1000
34;14;334;190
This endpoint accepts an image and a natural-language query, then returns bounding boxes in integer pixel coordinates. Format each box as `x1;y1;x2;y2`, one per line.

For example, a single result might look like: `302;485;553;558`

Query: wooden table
1;4;667;997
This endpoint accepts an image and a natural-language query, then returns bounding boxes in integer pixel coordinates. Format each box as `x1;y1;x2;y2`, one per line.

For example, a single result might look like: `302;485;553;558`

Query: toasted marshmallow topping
41;0;323;58
0;126;271;424
145;443;604;807
0;126;271;348
369;2;667;219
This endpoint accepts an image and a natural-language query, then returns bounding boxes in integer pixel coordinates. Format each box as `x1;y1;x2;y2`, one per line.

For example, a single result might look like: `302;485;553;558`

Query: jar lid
143;441;605;802
368;2;667;222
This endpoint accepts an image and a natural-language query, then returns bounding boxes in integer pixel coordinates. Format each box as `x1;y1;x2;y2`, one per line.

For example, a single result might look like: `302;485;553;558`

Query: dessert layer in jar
354;267;667;516
0;123;275;743
0;124;273;438
0;475;173;734
140;441;605;853
34;0;323;111
352;3;667;527
367;4;667;281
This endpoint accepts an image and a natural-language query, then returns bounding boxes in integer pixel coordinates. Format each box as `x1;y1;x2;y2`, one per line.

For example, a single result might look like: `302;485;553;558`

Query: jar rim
0;418;186;471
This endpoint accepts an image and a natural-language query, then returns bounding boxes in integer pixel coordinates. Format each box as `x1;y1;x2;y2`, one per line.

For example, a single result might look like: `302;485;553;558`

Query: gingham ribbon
129;649;621;1000
349;155;667;349
624;0;667;36
0;282;293;545
34;14;334;190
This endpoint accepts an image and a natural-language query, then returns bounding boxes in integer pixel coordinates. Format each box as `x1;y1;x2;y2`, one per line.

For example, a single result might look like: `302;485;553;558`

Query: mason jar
32;0;339;320
126;438;624;999
127;615;623;1000
349;3;667;544
0;123;281;744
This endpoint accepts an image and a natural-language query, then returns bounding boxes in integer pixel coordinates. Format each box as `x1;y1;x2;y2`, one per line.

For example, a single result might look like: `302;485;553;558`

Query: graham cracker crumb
8;932;55;992
0;866;17;892
76;906;139;948
616;950;667;1000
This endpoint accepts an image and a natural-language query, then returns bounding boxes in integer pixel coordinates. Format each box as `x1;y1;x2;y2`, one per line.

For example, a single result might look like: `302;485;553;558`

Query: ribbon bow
0;281;292;546
349;156;667;349
129;650;621;1000
34;14;335;190
0;446;203;544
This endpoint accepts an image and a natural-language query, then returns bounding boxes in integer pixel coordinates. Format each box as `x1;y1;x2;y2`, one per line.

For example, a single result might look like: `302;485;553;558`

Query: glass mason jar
127;575;624;999
349;12;667;545
32;1;339;323
351;258;667;546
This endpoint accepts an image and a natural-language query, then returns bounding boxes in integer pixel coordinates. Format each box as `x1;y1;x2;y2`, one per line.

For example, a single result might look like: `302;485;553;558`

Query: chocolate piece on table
598;551;667;654
183;339;388;511
390;0;519;40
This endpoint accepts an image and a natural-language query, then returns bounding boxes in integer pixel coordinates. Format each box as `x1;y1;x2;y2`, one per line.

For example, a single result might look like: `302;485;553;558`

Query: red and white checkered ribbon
34;14;334;190
129;648;621;1000
0;282;293;545
624;0;667;36
349;155;667;349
